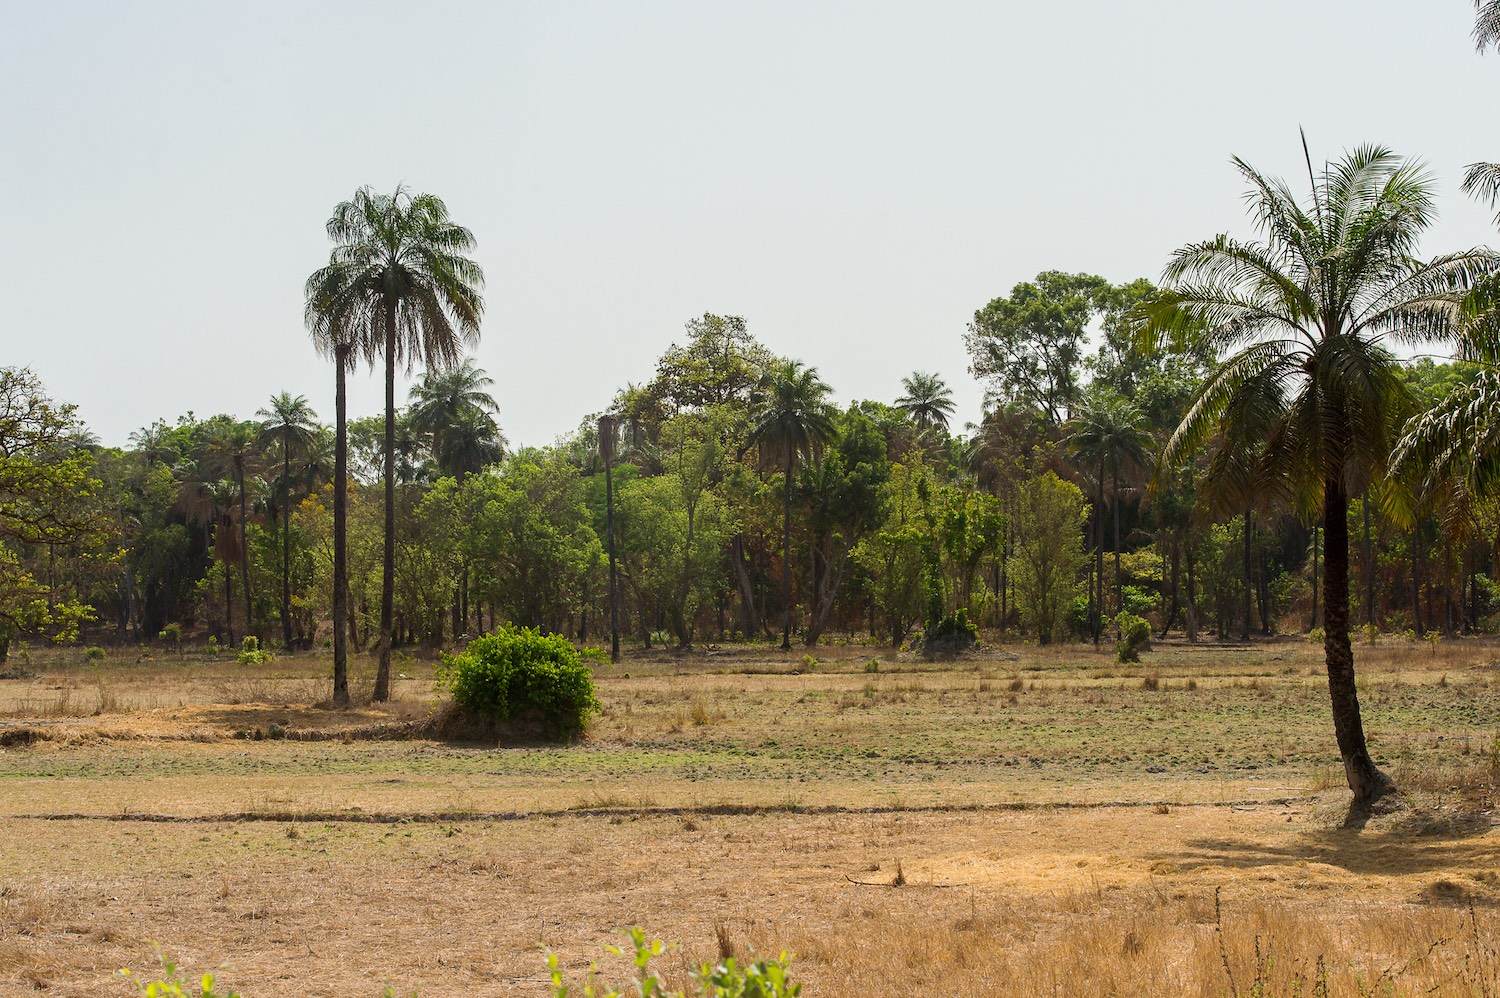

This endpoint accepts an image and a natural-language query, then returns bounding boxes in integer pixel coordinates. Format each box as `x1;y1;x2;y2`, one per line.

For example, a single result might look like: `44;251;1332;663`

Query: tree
305;275;359;707
1141;140;1494;816
894;372;956;433
1476;1;1500;53
308;187;485;702
1010;472;1087;645
204;422;259;641
0;369;109;663
409;357;505;476
256;392;319;651
747;360;838;649
965;272;1112;425
1066;389;1151;640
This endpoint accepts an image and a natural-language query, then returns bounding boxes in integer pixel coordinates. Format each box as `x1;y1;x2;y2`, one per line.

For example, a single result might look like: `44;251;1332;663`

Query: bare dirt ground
1;637;1497;996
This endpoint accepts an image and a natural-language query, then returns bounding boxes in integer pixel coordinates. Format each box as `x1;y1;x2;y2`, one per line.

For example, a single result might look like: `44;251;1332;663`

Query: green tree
965;271;1112;425
1141;140;1494;815
1010;472;1087;645
204;422;260;640
0;369;110;662
307;187;485;701
747;361;838;650
409;357;506;477
894;371;956;433
256;392;319;651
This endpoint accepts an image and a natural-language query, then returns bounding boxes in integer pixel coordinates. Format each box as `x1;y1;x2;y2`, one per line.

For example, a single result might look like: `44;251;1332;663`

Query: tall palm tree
1477;1;1500;52
1141;140;1494;816
435;405;506;480
1067;390;1151;639
307;187;485;701
747;360;838;650
409;357;501;468
257;393;319;651
305;275;361;708
205;423;260;642
895;371;956;433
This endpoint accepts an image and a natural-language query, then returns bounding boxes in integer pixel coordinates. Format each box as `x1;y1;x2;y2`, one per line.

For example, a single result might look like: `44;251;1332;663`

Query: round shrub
439;626;601;738
1115;612;1152;663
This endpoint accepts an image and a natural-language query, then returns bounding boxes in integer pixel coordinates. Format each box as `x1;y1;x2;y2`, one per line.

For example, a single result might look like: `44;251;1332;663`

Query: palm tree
747;360;838;650
1141;140;1494;817
305;274;361;708
895;371;956;433
307;187;485;702
1477;1;1500;52
409;357;502;468
436;405;506;480
1066;390;1151;640
205;423;260;643
257;393;319;651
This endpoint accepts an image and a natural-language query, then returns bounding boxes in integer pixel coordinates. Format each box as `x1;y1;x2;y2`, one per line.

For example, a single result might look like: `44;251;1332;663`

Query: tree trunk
332;347;350;708
1311;524;1319;632
1323;476;1393;816
281;448;293;651
1363;490;1375;629
1241;508;1252;642
1160;541;1180;639
605;455;620;663
731;534;759;638
238;462;252;644
805;545;850;646
1184;528;1198;643
781;452;794;651
375;303;396;702
1112;469;1122;633
225;553;234;646
1411;529;1424;637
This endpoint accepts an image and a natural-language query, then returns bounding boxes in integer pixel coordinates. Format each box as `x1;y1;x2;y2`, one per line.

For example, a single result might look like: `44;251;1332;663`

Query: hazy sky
3;1;1497;448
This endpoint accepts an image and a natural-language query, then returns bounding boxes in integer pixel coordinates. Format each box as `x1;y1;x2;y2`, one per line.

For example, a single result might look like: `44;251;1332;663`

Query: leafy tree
1141;140;1494;814
409;357;506;477
854;459;938;646
894;371;956;433
256;392;319;650
965;271;1112;424
0;369;110;662
1010;472;1087;645
307;187;485;701
747;361;838;649
204;422;260;640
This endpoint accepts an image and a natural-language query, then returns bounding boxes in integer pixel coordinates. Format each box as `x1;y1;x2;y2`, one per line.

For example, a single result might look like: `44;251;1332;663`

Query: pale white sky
3;1;1496;448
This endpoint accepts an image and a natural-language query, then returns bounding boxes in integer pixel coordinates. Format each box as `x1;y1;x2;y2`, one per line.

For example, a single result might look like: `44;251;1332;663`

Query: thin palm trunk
781;450;793;651
1112;469;1122;628
1363;491;1374;629
281;448;293;650
375;304;396;702
332;346;350;708
225;547;234;646
605;450;620;663
1241;508;1252;642
237;462;252;643
1311;524;1320;632
1323;477;1392;811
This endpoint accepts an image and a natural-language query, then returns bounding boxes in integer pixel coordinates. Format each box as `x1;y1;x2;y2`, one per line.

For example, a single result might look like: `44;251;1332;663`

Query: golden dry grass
0;636;1496;995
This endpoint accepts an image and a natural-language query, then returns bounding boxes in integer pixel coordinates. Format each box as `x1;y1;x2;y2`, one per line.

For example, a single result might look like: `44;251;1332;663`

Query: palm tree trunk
605;453;620;663
1323;477;1392;815
332;347;350;708
1241;508;1252;642
1112;469;1122;631
1184;527;1198;643
1411;529;1424;637
375;305;396;702
281;448;293;651
225;553;234;646
781;451;794;651
238;464;252;644
1311;524;1320;632
1363;490;1374;629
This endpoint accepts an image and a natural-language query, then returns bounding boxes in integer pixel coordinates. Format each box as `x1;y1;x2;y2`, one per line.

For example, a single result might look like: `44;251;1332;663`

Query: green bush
550;927;800;998
438;625;601;737
84;646;105;661
1114;612;1152;663
922;608;978;658
1307;626;1325;645
237;636;273;666
158;623;183;649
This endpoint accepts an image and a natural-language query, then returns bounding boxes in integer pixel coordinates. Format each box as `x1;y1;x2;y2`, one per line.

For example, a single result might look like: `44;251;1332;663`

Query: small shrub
549;927;800;998
158;623;183;650
236;636;273;666
1400;628;1418;643
1307;627;1326;645
438;625;601;738
1361;622;1380;645
1114;613;1151;663
922;608;978;659
83;646;105;661
206;635;220;657
800;653;818;671
119;953;240;997
863;658;880;674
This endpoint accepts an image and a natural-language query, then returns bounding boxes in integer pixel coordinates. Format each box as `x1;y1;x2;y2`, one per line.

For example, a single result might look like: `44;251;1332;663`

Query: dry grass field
0;635;1497;996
